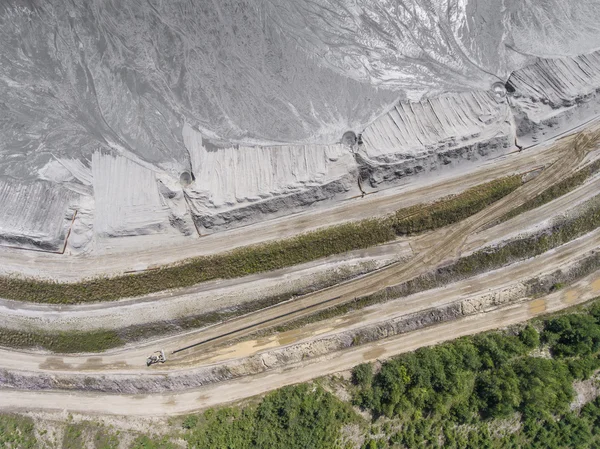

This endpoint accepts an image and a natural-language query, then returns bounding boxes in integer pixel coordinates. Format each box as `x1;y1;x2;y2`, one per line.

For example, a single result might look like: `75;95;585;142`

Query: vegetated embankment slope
0;176;522;305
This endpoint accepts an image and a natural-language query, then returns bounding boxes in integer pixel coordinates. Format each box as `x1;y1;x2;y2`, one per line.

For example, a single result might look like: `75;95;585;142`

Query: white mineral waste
91;152;173;238
509;51;600;144
183;123;357;230
360;91;511;160
1;0;600;251
0;179;76;251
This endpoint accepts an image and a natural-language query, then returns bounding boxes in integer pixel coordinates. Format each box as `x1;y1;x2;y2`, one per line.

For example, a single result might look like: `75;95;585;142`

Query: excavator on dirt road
146;350;166;366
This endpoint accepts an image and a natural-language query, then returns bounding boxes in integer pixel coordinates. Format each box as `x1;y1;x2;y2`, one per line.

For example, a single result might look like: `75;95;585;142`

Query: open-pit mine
3;0;600;446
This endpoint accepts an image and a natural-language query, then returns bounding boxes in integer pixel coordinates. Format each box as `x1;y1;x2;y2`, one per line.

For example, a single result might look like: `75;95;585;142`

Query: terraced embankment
2;259;600;416
1;135;599;353
0;128;599;417
0;131;569;283
1;224;599;389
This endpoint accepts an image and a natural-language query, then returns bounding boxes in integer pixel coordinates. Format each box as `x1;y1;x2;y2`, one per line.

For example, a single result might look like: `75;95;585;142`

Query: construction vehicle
146;349;166;366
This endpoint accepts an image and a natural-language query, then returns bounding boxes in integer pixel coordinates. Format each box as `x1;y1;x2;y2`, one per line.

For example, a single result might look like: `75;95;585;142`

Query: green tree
476;366;521;418
543;315;600;357
519;325;540;349
352;363;374;387
512;358;574;419
184;408;255;449
253;384;356;449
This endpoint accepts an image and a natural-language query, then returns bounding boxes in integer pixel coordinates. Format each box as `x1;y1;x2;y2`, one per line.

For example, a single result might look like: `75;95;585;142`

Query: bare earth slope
3;1;600;250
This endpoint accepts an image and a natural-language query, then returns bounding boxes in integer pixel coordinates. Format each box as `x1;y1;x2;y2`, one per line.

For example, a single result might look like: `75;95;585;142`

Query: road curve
2;270;599;417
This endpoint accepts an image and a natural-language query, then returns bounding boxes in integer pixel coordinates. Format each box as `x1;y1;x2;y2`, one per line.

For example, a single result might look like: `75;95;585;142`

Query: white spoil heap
1;0;600;252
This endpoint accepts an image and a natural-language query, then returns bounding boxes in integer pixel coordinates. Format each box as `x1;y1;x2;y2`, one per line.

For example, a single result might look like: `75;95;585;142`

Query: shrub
183;384;358;449
352;363;374;387
519;325;540;349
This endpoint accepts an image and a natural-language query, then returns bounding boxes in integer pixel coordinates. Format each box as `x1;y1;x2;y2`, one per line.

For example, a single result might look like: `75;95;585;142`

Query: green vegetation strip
0;328;122;353
7;297;600;448
267;196;600;334
0;272;359;353
5;192;600;354
0;414;36;448
495;158;600;225
0;176;522;305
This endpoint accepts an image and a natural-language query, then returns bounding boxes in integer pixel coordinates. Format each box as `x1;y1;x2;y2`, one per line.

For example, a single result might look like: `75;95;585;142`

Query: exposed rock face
1;1;600;250
358;91;513;187
509;50;600;144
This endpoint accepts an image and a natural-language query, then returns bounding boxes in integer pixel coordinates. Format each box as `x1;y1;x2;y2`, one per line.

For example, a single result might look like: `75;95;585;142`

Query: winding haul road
2;271;600;417
1;126;600;416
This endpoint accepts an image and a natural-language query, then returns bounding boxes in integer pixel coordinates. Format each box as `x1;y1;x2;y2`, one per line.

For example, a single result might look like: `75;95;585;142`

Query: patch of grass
0;176;521;305
389;175;522;235
495;158;600;225
0;328;122;353
129;435;178;449
94;428;120;449
63;423;86;449
118;281;351;343
0;414;37;448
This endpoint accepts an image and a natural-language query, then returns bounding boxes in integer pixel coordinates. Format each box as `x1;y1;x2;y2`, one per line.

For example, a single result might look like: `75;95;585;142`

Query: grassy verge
494;158;600;225
5;193;600;354
389;175;522;235
0;176;522;305
0;269;362;353
267;195;600;334
0;414;37;448
0;328;122;353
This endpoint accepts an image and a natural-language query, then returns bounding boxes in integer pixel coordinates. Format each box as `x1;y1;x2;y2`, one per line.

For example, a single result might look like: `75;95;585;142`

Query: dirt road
0;128;598;417
0;222;597;375
2;270;599;417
